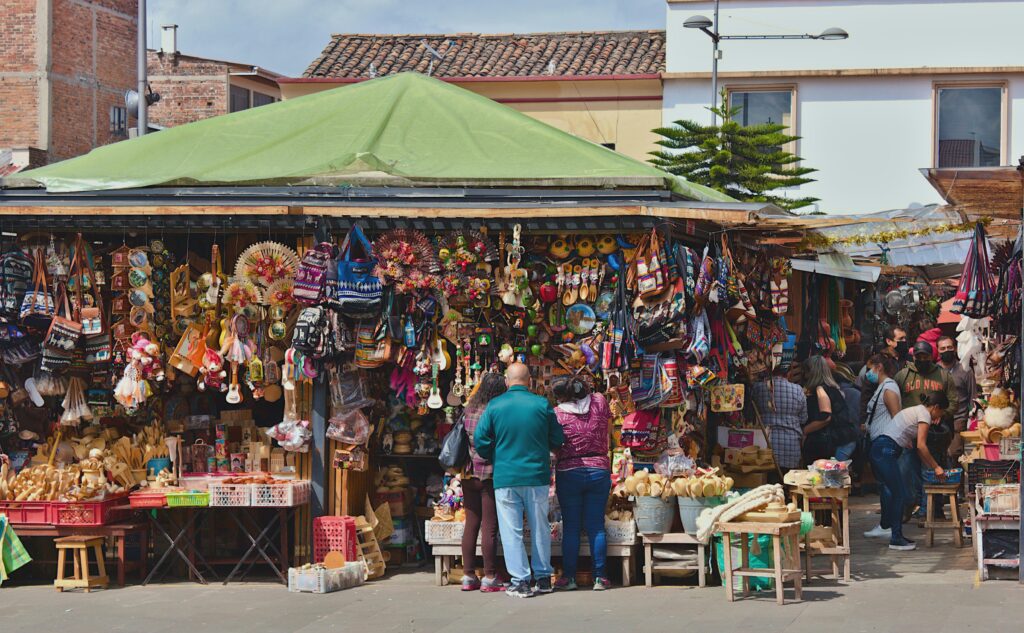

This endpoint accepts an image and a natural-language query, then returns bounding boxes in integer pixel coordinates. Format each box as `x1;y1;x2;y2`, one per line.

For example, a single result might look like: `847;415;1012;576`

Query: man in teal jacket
474;362;565;598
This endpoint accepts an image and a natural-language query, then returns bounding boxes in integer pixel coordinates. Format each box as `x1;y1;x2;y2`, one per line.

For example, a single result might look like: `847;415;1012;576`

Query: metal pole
710;0;720;126
310;374;327;519
137;0;147;136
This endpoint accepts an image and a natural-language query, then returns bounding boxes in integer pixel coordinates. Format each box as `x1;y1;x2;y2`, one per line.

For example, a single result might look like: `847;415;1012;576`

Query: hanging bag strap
339;225;373;262
33;248;49;302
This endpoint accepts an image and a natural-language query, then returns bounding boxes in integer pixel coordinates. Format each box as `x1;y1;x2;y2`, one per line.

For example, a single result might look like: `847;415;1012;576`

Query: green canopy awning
16;72;730;202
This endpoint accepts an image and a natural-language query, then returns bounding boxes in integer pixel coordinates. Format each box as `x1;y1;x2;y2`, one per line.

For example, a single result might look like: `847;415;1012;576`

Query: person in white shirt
866;391;949;551
862;355;903;539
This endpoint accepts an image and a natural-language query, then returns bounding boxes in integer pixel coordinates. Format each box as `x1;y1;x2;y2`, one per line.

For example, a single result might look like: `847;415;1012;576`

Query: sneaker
506;581;535;598
553;577;578;591
889;538;917;551
863;525;892;539
480;576;506;593
461;575;481;591
593;577;611;591
533;577;553;594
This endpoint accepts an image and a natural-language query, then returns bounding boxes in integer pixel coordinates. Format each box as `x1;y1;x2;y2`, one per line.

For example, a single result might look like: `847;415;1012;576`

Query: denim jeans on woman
869;435;906;543
494;485;553;585
556;468;611;580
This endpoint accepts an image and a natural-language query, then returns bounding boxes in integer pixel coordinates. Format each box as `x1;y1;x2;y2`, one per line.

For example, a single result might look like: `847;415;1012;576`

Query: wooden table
11;521;149;587
718;520;802;605
788;484;851;582
641;532;706;588
428;540;638;587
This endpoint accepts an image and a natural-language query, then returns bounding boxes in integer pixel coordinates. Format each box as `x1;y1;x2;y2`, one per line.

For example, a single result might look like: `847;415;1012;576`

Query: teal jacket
474;386;565;489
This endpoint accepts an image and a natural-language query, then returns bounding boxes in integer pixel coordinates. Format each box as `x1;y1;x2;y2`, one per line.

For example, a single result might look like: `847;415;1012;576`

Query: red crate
313;516;358;563
129;491;168;509
0;500;51;525
50;495;129;526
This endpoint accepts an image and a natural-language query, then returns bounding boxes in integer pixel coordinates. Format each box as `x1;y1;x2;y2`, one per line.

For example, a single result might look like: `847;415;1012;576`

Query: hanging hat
18;429;40;442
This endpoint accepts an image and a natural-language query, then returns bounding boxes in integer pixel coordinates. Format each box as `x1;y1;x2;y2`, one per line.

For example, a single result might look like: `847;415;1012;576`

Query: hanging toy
198;348;228;393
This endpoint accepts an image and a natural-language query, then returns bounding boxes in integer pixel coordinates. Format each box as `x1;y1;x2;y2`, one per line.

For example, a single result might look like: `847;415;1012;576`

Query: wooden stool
642;532;706;588
789;484;851;582
54;536;109;592
718;521;802;605
923;484;963;548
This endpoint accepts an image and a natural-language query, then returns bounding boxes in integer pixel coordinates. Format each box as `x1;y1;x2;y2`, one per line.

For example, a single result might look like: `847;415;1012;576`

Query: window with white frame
728;89;794;130
936;85;1004;168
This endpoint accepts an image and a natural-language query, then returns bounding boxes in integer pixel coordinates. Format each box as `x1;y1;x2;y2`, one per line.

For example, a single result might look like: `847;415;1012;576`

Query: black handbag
438;411;469;471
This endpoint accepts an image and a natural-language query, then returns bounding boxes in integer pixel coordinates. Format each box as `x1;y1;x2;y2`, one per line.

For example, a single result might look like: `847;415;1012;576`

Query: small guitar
226;363;243;404
432;330;451;371
427;362;444;409
446;347;464;406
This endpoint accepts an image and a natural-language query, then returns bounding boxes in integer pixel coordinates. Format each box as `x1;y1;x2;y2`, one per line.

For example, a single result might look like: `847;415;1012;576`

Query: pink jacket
554;393;611;472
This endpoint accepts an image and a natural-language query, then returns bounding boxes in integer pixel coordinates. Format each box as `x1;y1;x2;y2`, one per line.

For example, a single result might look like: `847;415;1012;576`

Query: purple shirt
462;401;493;480
554;393;611;472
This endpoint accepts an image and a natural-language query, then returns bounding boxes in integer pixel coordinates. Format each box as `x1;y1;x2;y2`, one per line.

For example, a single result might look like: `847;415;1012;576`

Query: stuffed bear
198;348;228;393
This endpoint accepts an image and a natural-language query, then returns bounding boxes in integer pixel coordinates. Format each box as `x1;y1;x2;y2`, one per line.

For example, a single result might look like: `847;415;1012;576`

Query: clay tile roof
302;30;665;79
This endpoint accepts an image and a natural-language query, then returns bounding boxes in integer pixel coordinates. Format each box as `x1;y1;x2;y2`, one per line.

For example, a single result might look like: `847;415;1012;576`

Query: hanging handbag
20;249;54;331
437;410;470;471
293;242;334;305
0;246;33;319
335;225;383;318
43;282;82;353
75;235;105;336
951;223;995;318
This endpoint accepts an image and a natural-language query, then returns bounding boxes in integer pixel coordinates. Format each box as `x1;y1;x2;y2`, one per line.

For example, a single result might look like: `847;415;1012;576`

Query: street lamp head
816;27;849;41
684;15;714;30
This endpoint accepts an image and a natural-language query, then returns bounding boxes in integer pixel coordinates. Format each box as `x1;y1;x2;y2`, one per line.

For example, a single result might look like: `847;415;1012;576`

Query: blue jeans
869;435;906;543
556;468;611;580
898;450;925;510
835;441;857;463
494;485;553;585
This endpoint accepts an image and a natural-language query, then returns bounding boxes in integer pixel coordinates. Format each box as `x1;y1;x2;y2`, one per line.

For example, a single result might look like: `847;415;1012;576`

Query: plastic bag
329;367;374;412
654;450;694;478
326;408;370;445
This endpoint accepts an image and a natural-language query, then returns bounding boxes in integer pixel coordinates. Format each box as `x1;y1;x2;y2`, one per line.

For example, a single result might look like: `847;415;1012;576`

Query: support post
311;373;328;519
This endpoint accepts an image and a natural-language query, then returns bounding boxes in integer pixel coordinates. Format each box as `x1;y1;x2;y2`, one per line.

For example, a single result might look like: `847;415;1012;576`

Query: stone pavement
2;499;1021;633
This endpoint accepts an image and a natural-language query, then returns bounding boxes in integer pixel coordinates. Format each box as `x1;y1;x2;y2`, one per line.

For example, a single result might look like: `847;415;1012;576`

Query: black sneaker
533;577;553;594
889;538;917;551
506;581;535;598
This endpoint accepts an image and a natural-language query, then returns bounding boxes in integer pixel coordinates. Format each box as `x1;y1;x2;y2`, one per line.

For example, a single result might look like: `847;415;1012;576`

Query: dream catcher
373;229;441;294
234;241;299;288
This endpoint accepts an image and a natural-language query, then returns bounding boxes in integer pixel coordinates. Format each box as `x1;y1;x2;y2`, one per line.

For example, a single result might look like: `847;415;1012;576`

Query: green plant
650;92;819;211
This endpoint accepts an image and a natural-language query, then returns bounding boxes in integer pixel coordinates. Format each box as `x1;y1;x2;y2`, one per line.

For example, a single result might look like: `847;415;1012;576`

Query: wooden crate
354;516;387;579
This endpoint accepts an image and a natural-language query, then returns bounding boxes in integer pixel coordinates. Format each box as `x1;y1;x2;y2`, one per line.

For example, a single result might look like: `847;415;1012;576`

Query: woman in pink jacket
550;376;612;591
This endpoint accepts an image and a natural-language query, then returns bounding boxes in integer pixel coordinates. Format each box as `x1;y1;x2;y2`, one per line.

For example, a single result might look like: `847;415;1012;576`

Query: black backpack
0;248;33;319
291;306;329;359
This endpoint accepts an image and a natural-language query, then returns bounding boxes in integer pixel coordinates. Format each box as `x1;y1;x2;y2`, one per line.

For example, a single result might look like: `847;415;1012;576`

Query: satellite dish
124;88;161;118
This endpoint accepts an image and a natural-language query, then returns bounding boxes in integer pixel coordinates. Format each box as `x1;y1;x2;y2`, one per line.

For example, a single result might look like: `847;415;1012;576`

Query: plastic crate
976;484;1021;515
0;500;50;525
923;468;963;485
288;562;366;594
251;480;310;507
967;459;1021;488
51;495;128;526
166;491;210;507
424;520;465;544
313;516;358;563
129;491;169;509
207;482;253;507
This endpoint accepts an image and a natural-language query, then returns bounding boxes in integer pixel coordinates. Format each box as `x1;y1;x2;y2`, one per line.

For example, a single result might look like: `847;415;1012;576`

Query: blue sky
150;0;666;76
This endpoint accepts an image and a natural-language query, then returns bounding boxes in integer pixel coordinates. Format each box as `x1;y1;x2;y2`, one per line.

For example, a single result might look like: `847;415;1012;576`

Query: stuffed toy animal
198;348;228;393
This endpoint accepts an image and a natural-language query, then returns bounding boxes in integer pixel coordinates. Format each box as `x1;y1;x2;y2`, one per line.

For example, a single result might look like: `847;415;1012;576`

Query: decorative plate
565;304;597;335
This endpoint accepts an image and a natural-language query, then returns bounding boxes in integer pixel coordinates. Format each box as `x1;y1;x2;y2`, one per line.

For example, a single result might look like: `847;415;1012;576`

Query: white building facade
664;0;1024;212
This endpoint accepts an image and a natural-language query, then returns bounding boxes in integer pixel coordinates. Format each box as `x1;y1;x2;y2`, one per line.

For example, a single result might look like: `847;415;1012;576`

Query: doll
198;348;228;393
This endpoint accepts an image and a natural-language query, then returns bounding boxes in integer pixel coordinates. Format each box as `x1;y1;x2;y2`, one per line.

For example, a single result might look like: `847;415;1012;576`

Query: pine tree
650;92;819;211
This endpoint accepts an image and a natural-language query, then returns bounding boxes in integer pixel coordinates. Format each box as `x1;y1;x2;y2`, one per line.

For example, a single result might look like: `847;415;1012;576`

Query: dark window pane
230;85;251;113
252;92;276;107
938;87;1002;168
729;90;793;128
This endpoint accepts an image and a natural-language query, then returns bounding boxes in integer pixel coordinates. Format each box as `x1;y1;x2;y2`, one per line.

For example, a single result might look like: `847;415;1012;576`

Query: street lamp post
684;0;848;125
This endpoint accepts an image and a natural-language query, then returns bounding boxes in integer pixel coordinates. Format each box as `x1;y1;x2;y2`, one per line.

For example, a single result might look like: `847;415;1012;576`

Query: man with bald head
475;363;565;598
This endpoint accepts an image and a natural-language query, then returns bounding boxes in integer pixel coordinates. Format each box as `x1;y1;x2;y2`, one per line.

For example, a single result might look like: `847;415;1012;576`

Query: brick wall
0;0;40;149
49;0;138;162
0;0;137;164
147;51;229;128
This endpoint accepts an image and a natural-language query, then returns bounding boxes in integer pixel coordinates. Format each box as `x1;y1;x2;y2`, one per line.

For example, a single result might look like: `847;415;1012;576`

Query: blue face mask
865;369;879;384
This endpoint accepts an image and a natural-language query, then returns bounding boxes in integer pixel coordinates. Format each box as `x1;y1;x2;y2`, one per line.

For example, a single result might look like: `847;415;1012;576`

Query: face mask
895;341;909;357
915;359;935;374
940;351;956;364
865;369;879;384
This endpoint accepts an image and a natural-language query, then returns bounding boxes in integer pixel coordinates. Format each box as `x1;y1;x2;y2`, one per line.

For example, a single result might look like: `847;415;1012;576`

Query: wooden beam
0;205;291;215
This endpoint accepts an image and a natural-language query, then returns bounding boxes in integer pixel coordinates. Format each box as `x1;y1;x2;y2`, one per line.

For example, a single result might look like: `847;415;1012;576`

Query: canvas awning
791;253;881;283
8;72;729;203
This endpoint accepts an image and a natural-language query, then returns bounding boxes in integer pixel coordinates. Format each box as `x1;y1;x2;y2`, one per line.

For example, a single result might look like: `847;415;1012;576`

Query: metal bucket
677;496;725;534
634;496;675;534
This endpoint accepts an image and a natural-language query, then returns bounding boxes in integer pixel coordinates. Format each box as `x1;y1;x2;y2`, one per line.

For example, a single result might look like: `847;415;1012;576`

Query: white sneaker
863;525;892;538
